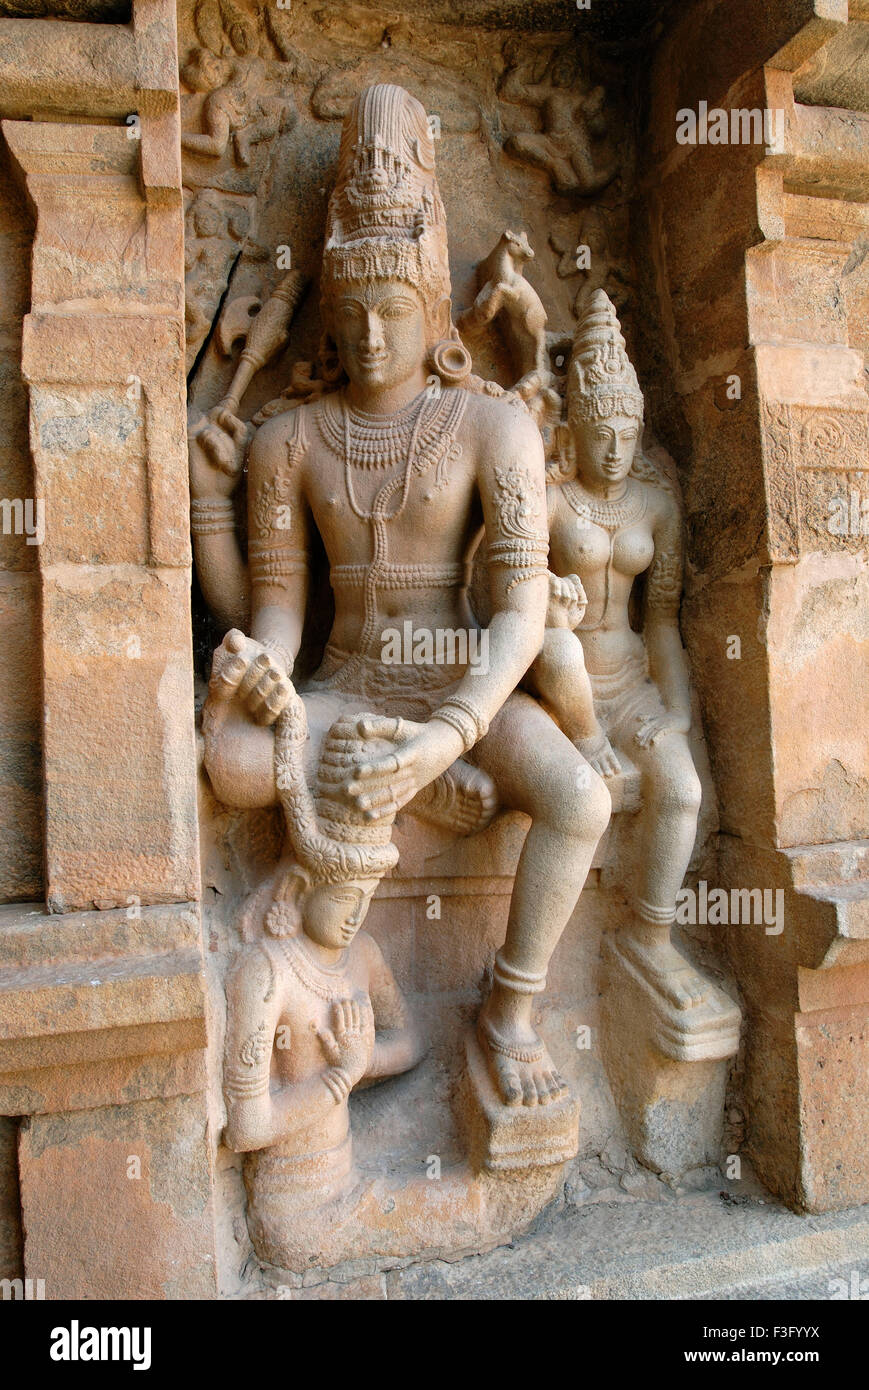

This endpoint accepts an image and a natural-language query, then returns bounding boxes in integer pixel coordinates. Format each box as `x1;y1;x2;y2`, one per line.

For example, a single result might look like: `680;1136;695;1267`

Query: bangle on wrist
322;1067;351;1104
430;696;489;754
261;638;292;674
191;498;235;536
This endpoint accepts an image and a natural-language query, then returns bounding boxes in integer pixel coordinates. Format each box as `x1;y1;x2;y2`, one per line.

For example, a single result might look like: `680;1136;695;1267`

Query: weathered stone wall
0;145;41;904
634;0;869;1212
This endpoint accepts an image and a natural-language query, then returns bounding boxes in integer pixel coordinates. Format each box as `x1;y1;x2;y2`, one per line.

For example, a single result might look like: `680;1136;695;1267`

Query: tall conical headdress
322;83;451;308
568;290;644;424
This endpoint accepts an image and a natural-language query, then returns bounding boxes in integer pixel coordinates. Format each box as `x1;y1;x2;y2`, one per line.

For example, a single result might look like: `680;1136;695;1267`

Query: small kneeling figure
222;689;422;1269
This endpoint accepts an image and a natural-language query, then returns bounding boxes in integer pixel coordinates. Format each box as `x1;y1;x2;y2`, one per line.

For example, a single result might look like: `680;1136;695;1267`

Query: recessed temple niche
186;1;744;1287
0;0;866;1309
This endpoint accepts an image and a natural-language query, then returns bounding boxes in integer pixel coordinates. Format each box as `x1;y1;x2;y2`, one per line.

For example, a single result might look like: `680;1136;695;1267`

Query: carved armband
248;541;308;592
225;1018;272;1103
431;695;489;753
191;498;235;536
489;464;550;592
261;637;293;673
248;411;308;563
487;536;550;592
645;548;682;618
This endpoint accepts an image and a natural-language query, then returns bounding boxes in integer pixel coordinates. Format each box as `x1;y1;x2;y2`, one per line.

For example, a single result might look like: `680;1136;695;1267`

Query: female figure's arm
639;492;692;746
223;946;343;1152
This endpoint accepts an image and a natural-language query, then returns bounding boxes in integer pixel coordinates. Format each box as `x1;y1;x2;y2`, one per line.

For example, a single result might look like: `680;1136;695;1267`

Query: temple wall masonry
0;0;865;1300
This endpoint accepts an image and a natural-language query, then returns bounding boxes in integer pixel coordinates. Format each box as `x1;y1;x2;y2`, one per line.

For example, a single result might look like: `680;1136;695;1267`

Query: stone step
381;1187;869;1301
783;840;869;891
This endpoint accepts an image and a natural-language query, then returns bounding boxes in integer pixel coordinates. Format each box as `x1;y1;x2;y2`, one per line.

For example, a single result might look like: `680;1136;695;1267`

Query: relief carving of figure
531;290;741;1057
499;44;619;198
221;679;424;1268
184;190;251;363
181;44;292;167
190;84;611;1120
456;228;559;422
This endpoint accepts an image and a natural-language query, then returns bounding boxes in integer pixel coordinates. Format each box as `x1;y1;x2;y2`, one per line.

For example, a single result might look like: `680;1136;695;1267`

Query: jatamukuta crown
568;289;644;424
322;83;451;308
273;688;399;888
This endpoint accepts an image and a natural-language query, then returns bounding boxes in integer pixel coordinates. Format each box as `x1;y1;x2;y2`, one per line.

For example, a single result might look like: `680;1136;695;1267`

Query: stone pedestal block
461;1028;580;1174
600;936;739;1177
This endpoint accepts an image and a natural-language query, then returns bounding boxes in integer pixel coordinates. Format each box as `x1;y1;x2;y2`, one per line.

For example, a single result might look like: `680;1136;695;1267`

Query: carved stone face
192;199;223;238
574;411;641;487
302;880;379;950
329;278;429;392
185;48;230;94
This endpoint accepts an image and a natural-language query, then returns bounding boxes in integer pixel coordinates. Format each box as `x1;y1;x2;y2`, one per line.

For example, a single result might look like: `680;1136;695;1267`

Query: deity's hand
577;728;621;779
188;406;253;501
208;628;294;726
341;714;462;822
317;996;376;1087
634;710;691;750
546;572;587;630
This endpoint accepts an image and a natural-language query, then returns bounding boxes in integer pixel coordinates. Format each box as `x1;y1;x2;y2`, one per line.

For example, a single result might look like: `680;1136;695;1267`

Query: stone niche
184;0;743;1290
0;0;866;1301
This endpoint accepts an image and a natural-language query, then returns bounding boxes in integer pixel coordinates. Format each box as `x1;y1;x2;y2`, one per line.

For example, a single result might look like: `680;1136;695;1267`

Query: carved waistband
250;1134;354;1196
330;561;470;590
587;650;650;700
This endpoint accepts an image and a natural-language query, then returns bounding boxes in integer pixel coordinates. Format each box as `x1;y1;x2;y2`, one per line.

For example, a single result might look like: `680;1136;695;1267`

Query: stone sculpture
534;290;741;1066
181;45;290;167
220;667;424;1268
192;83;610;1124
184;190;249;363
456;228;559;421
499;44;618;198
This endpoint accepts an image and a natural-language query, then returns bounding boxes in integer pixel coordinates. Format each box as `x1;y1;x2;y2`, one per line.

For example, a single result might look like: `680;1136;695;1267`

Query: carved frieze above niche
181;0;636;400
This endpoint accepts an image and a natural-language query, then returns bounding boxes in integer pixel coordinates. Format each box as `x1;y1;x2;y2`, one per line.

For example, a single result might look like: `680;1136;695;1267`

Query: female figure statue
533;291;739;1052
221;676;423;1268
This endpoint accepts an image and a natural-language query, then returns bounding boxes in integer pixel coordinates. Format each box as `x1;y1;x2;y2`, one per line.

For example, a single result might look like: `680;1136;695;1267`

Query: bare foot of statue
617;919;717;1012
477;994;569;1108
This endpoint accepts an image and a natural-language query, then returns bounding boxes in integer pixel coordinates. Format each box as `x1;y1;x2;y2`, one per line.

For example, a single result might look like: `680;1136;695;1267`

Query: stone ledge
0;901;199;967
384;1186;869;1301
0;0;178;123
239;1181;869;1300
0;901;207;1114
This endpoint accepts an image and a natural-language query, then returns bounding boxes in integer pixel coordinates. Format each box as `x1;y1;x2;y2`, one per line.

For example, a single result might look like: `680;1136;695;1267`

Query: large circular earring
318;332;344;384
428;337;472;386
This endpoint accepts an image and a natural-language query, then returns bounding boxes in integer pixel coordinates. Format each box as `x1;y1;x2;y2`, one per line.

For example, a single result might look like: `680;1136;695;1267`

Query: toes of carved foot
534;1071;552;1106
502;1069;523;1107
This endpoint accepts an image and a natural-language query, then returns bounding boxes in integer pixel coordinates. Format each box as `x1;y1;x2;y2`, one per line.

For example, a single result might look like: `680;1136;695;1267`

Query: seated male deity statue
190;83;612;1111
